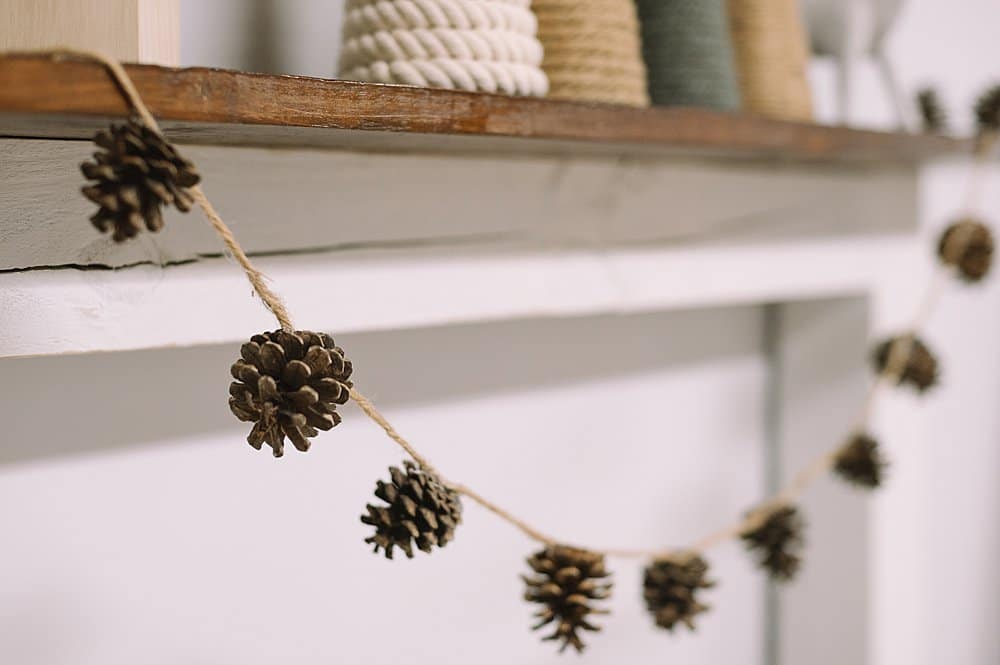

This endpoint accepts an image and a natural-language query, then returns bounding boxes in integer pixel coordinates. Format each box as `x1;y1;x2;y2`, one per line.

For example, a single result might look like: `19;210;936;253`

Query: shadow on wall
0;306;759;466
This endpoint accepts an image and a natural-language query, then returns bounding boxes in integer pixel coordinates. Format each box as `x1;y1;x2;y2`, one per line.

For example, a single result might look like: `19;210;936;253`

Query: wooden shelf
0;54;968;162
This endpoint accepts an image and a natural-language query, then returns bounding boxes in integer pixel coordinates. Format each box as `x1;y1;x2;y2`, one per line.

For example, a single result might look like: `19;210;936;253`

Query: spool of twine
635;0;740;111
532;0;649;107
338;0;549;97
727;0;814;121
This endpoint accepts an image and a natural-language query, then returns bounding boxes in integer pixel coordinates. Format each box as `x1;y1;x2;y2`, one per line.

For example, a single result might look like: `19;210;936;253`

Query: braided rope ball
339;0;549;97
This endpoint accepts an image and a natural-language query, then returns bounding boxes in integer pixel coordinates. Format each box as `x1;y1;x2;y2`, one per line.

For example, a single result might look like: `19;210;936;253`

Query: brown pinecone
975;84;1000;135
917;88;947;133
873;335;939;393
523;545;612;653
938;218;994;283
229;329;353;457
834;433;887;489
81;117;200;243
643;554;714;632
741;505;805;582
361;461;462;559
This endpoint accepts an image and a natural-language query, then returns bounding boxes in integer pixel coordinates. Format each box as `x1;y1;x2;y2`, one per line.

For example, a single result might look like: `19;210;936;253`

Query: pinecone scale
229;330;353;457
81;118;200;242
361;461;462;559
523;546;612;653
643;554;714;632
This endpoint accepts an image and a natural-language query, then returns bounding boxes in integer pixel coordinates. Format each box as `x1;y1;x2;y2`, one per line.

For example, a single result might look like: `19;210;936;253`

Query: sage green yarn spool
636;0;741;110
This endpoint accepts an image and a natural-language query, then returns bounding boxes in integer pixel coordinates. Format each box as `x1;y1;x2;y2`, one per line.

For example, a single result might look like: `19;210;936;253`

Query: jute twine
635;0;740;111
532;0;649;107
12;48;996;562
727;0;814;121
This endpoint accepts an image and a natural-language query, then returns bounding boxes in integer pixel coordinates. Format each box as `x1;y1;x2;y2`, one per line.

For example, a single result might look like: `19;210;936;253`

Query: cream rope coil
338;29;544;69
344;0;537;34
532;0;649;107
339;0;549;97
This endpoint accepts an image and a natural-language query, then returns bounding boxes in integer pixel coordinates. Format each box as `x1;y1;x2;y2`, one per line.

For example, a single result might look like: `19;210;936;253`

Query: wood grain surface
0;55;968;161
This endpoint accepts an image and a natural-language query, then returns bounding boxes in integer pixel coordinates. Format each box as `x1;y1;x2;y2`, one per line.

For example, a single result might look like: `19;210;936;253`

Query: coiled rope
532;0;649;107
339;0;548;96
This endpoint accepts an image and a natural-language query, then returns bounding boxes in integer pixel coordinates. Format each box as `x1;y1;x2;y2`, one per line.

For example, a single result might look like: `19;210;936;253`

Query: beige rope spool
532;0;649;107
727;0;814;121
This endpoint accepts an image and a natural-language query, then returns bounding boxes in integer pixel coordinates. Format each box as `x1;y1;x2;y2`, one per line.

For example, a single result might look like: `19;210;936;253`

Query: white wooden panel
0;139;918;271
772;298;872;664
0;235;919;359
0;306;767;665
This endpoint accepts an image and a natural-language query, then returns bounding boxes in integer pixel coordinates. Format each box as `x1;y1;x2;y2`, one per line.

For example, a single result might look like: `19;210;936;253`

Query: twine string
19;48;991;561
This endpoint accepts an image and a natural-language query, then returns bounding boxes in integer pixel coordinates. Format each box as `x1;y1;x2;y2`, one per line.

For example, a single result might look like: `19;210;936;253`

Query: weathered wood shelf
0;54;967;161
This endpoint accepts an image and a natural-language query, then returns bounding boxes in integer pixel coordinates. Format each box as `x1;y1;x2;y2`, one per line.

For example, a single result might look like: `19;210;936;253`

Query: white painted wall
0;308;768;665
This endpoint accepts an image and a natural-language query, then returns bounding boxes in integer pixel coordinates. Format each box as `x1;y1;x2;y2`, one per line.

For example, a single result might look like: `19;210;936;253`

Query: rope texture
635;0;740;111
727;0;814;120
532;0;649;107
339;0;548;96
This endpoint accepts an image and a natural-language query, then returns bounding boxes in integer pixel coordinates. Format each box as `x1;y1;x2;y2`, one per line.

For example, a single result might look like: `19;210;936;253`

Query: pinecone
229;329;353;457
741;505;805;582
938;218;994;283
523;545;612;653
974;83;1000;135
643;554;714;632
873;335;939;393
81;117;200;243
361;461;462;559
834;433;887;489
917;88;947;133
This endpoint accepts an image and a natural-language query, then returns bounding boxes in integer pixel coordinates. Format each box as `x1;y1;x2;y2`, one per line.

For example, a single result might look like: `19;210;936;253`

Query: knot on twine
532;0;649;107
339;0;549;96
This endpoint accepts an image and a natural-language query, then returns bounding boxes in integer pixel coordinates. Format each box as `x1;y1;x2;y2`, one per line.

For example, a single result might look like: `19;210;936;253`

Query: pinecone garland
938;218;994;283
361;461;462;559
917;88;947;133
873;335;939;393
523;546;612;653
81;117;200;243
834;433;887;489
229;330;353;457
974;84;1000;135
741;505;805;581
643;554;714;632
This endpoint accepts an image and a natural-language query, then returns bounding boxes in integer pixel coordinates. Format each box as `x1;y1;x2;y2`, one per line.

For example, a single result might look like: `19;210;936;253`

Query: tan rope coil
532;0;649;107
727;0;814;121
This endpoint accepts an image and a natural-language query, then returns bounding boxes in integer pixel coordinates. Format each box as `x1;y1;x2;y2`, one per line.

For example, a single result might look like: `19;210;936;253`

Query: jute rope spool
532;0;649;107
635;0;740;110
338;0;549;97
727;0;814;121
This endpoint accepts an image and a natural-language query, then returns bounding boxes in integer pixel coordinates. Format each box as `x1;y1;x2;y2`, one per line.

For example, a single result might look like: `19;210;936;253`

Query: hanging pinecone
974;83;1000;135
523;545;612;653
740;505;805;582
229;329;353;457
361;461;462;559
834;433;887;489
938;218;994;283
80;117;200;243
916;88;947;133
643;554;714;632
872;335;939;393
